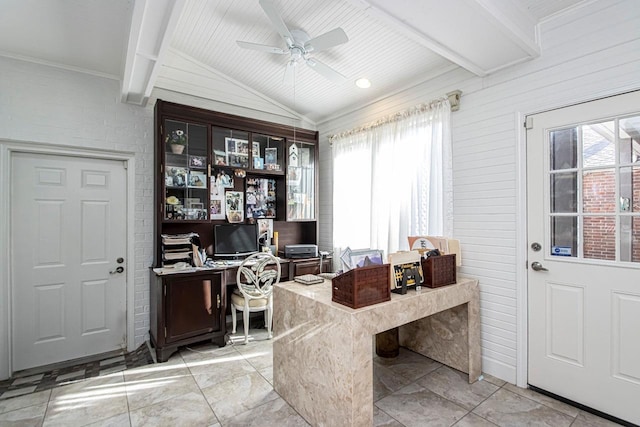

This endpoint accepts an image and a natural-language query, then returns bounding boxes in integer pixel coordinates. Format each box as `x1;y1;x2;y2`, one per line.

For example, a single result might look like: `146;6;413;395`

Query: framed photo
252;141;260;157
228;153;249;168
388;251;424;291
213;150;227;166
265;147;277;165
165;167;186;187
188;171;207;188
257;218;273;239
225;138;236;154
210;197;224;220
184;197;200;208
213;168;233;188
225;191;244;223
189;155;206;168
349;249;384;269
254;157;264;169
236;139;249;155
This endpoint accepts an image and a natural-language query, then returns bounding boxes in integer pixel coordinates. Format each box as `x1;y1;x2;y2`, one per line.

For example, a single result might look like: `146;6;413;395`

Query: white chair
231;252;281;344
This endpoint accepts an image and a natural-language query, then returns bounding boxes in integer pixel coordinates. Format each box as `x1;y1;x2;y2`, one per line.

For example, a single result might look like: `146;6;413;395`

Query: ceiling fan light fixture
355;78;371;89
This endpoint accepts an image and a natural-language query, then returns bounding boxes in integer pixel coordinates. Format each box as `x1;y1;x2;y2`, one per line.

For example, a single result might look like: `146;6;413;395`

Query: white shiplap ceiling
0;0;587;124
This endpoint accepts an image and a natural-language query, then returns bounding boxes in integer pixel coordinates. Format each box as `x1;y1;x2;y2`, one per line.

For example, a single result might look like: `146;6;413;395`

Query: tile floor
0;345;154;400
0;327;624;427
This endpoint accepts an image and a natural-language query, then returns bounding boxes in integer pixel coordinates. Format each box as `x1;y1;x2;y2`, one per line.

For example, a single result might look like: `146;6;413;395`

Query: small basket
421;254;457;288
332;264;391;309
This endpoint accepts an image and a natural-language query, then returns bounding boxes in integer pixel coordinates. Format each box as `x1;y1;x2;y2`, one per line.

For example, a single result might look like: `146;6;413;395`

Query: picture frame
225;191;244;223
228;153;249;168
349;249;384;269
257;218;274;240
225;138;236;154
184;197;201;208
213;150;227;166
252;141;260;157
254;157;264;170
188;171;207;188
265;147;277;165
165;167;186;187
210;197;224;220
189;155;206;168
212;168;233;188
388;251;424;293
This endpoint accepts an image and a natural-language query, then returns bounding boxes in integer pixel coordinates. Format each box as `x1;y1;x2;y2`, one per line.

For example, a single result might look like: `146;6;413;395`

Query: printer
284;244;318;259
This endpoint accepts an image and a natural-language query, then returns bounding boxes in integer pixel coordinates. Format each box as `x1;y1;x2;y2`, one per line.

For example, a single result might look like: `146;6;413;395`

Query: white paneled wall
317;0;640;383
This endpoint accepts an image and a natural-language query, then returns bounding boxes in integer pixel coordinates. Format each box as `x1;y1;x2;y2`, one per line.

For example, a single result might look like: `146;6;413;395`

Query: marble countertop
275;277;478;335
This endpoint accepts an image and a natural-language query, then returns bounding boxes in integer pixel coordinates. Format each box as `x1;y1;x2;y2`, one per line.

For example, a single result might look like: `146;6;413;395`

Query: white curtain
331;97;452;263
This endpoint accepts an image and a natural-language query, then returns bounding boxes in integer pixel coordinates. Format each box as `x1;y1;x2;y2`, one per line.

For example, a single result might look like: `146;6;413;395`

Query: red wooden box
331;264;391;309
421;254;457;288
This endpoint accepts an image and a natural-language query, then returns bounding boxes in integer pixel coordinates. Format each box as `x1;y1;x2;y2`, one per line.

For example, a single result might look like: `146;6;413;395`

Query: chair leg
266;306;272;340
243;307;250;345
231;305;237;334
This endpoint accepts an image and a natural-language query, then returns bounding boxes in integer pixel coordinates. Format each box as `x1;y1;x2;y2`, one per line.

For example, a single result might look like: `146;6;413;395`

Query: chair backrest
235;252;281;300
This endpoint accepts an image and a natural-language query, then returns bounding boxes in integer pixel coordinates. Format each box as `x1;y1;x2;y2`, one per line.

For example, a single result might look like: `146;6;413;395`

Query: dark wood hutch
150;99;322;361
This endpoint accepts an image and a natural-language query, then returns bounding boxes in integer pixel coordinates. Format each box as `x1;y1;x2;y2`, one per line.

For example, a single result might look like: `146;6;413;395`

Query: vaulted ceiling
0;0;586;124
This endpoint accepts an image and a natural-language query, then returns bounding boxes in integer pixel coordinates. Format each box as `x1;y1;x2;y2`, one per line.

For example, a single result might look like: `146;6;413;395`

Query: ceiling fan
236;0;349;84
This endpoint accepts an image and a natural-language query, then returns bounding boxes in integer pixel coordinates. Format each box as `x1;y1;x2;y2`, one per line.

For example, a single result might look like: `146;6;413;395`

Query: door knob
109;266;125;274
531;262;548;272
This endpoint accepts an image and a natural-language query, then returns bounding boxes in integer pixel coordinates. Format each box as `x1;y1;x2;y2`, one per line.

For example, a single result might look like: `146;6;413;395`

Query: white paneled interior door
527;91;640;425
11;152;127;372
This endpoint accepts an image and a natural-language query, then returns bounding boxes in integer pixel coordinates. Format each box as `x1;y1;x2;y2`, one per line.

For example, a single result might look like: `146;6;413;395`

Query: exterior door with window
526;91;640;425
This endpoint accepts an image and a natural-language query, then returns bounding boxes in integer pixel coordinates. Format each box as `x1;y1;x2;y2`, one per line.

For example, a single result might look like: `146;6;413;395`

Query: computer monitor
213;223;259;258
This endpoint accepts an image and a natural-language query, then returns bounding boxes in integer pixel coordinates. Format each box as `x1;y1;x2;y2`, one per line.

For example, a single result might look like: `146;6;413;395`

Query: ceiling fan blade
304;28;349;53
236;41;287;54
259;0;294;47
283;60;296;85
305;57;346;84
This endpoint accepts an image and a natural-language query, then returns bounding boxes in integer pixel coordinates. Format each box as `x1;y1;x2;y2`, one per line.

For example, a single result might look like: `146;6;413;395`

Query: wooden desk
149;256;331;361
273;278;480;427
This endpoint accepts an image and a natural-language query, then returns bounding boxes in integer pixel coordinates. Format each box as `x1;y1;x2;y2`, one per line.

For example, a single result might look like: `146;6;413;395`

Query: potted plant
166;129;187;154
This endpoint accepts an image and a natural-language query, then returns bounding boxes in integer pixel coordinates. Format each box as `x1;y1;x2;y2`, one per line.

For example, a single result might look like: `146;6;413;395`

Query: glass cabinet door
251;134;285;173
164;119;208;221
287;141;315;220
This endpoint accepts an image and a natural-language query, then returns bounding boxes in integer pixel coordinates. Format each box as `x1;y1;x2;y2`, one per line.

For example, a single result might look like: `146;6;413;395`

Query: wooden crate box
331;264;391;309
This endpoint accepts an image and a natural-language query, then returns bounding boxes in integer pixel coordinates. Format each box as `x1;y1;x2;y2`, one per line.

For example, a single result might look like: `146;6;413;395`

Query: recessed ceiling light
355;78;371;89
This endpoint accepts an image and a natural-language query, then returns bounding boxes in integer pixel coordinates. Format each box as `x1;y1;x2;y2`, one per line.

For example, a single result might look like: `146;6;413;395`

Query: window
331;99;452;258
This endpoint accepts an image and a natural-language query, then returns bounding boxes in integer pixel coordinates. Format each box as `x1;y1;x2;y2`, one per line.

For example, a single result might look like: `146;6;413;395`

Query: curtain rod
329;90;461;143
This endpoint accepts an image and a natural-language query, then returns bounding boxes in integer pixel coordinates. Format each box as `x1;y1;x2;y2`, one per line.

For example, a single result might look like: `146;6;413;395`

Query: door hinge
164;327;167;338
123;160;128;170
524;117;533;129
164;284;166;297
160;164;163;174
217;294;221;309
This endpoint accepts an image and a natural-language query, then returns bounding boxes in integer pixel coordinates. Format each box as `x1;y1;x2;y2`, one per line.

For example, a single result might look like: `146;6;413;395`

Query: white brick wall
0;56;156;349
0;56;314;351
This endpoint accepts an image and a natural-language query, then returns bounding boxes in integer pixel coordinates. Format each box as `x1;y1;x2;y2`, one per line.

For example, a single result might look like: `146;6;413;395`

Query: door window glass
550;172;577;213
582;169;615;213
548;117;639;263
582;121;615;167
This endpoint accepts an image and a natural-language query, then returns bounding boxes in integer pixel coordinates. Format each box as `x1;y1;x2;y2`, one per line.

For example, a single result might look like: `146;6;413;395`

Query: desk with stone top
272;277;480;427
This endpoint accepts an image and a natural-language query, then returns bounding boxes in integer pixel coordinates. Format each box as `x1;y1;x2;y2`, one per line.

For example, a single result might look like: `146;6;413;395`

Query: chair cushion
231;289;268;308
